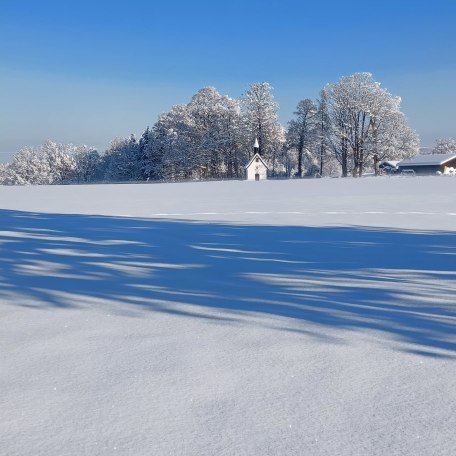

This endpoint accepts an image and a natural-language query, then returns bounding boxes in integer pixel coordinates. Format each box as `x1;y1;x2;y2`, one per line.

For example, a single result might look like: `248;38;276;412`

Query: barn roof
398;153;456;167
244;153;270;170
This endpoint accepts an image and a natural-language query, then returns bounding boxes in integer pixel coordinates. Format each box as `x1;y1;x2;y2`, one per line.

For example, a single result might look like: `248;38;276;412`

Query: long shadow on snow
1;209;455;356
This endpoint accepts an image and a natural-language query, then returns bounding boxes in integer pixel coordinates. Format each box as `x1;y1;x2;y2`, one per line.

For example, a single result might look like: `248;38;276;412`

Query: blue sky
1;0;456;161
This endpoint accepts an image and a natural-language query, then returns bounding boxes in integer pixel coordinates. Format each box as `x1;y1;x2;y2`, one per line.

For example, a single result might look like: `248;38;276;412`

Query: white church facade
245;139;269;181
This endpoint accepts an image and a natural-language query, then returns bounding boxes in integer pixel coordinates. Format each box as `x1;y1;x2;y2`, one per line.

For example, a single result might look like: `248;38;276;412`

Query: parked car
381;165;398;175
401;169;416;176
379;161;399;175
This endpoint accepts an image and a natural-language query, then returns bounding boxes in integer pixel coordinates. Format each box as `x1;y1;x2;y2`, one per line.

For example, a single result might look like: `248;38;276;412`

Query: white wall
246;161;268;180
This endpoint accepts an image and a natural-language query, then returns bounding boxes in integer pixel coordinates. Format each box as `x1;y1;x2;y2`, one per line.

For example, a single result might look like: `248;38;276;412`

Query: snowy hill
1;177;455;455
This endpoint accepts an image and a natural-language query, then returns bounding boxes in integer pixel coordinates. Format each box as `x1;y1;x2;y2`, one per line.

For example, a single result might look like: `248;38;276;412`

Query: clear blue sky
1;0;456;161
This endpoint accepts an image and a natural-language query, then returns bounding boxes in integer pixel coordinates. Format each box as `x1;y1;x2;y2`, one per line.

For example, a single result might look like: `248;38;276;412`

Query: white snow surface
1;177;456;456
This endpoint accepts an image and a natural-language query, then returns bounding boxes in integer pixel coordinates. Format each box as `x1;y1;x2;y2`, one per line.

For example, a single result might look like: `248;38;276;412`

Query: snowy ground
1;176;456;456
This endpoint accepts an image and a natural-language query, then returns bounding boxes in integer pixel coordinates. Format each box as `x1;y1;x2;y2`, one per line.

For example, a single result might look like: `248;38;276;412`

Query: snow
399;153;456;166
1;177;456;455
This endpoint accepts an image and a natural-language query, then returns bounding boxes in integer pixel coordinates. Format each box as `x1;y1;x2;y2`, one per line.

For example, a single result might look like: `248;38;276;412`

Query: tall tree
74;146;101;183
138;126;152;179
43;141;76;184
286;99;317;177
241;82;284;173
326;73;375;176
315;90;331;176
326;86;351;177
103;135;141;181
187;87;243;178
368;110;419;175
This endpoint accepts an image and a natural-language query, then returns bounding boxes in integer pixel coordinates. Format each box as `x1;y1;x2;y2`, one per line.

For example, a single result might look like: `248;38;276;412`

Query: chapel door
255;173;259;181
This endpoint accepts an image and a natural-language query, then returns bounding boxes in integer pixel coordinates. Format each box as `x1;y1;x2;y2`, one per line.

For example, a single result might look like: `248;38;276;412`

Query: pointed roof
254;138;259;149
244;152;270;170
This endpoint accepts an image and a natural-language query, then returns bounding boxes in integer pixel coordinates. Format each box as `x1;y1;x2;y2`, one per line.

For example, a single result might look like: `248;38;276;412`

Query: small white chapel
245;139;269;181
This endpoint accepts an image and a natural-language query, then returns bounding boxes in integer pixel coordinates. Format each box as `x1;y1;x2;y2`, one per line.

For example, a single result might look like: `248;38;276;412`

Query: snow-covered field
1;177;455;456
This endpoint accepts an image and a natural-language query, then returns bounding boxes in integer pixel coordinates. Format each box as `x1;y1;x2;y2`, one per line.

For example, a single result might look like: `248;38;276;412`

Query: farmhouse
245;139;269;180
397;153;456;175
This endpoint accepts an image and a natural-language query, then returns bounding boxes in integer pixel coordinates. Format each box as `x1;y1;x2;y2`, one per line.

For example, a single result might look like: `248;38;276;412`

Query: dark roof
398;153;456;167
244;153;270;170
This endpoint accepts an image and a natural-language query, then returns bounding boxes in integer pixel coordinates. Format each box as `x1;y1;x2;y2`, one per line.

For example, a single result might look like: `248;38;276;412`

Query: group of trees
1;73;430;185
137;84;286;181
0;141;101;185
288;73;420;178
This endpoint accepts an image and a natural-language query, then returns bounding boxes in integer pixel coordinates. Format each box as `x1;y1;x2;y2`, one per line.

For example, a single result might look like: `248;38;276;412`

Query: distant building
397;153;456;175
245;139;269;181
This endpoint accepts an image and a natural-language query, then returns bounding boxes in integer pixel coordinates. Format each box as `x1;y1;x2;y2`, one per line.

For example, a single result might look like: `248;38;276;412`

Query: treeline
1;73;425;185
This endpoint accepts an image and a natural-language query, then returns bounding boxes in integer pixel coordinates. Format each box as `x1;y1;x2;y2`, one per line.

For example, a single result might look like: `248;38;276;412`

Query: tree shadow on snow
1;209;455;357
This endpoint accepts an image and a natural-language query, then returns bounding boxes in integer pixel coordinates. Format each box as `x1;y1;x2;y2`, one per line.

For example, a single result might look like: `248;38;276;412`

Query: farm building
397;153;456;175
245;139;269;180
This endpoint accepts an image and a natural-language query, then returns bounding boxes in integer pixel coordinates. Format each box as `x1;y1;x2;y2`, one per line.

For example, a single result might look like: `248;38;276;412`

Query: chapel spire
253;138;260;155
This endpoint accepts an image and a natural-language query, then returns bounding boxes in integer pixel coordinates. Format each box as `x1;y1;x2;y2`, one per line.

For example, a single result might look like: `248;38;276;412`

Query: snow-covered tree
326;73;376;176
287;99;317;177
315;90;334;176
368;110;419;174
138;127;154;179
103;135;141;181
0;163;11;185
74;146;101;183
326;84;352;177
432;138;456;155
8;146;52;185
326;73;419;176
186;87;243;178
42;141;76;184
142;87;245;181
241;82;285;173
150;104;194;180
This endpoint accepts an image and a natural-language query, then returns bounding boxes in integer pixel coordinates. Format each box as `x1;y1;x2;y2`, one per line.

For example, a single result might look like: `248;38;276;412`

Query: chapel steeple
253;138;260;155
